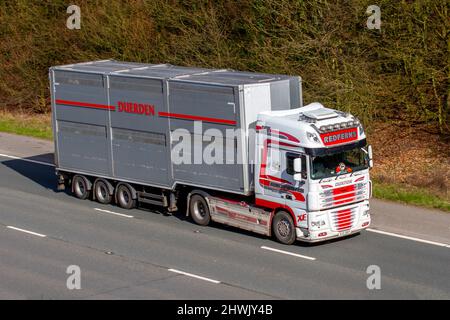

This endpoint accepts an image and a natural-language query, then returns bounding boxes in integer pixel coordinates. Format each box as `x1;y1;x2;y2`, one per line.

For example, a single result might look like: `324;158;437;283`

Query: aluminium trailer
50;60;302;209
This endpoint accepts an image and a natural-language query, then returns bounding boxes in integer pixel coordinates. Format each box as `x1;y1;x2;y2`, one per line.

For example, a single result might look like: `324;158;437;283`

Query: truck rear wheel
72;175;90;200
94;180;112;204
272;211;296;245
189;194;211;226
116;184;136;209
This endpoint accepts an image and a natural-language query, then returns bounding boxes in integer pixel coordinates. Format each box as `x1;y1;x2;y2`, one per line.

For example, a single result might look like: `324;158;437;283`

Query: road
0;134;449;299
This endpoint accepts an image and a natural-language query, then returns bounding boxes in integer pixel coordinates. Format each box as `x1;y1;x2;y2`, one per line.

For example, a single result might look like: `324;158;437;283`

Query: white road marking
168;269;221;284
367;228;450;248
0;153;53;167
6;226;47;238
94;208;134;218
261;246;316;261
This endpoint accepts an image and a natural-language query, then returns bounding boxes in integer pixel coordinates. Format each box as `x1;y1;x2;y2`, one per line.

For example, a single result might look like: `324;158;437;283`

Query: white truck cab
254;102;373;243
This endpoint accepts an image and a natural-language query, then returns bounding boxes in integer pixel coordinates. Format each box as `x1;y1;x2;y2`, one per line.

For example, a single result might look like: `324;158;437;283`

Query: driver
335;162;352;174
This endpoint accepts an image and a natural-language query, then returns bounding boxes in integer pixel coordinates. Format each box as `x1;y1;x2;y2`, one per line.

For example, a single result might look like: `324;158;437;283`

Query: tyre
94;180;112;204
189;194;210;226
116;184;136;209
72;175;90;200
272;211;296;245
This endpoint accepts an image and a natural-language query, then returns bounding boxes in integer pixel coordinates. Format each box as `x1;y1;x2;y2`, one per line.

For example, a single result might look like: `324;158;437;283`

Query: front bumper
295;200;371;243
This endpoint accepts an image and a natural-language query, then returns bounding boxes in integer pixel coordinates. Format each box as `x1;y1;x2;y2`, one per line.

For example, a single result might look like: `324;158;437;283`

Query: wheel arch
71;174;92;194
269;206;297;236
115;182;137;202
93;178;114;201
185;189;211;217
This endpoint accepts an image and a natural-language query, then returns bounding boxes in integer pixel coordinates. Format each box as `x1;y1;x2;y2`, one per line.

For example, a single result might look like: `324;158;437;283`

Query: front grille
330;207;357;231
320;183;367;209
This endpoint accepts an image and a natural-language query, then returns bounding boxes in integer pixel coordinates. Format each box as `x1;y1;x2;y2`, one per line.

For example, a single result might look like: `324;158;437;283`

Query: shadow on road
1;153;60;192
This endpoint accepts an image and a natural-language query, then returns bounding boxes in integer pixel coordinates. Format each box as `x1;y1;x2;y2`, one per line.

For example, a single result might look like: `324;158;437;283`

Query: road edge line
6;226;47;238
261;246;316;260
367;228;450;248
0;153;54;167
168;268;221;284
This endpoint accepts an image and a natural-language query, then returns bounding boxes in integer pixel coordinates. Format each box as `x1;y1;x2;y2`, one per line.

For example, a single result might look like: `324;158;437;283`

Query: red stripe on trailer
158;112;236;125
56;99;115;111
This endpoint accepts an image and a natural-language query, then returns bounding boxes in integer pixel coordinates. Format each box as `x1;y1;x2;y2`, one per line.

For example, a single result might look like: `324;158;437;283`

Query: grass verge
373;181;449;212
0;111;52;140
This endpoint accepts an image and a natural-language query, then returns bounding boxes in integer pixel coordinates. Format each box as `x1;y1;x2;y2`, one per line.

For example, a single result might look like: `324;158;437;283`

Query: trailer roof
51;59;299;85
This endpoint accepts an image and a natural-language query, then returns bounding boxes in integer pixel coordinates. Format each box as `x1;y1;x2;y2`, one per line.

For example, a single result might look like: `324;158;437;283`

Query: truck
49;59;373;245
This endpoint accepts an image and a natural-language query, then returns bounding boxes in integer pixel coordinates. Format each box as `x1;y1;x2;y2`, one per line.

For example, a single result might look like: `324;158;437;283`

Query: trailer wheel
272;211;296;245
72;175;90;200
189;194;210;226
116;184;136;209
94;180;112;204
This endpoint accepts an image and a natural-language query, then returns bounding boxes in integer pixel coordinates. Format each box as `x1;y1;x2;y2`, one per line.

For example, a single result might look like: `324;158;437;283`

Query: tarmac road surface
0;133;449;299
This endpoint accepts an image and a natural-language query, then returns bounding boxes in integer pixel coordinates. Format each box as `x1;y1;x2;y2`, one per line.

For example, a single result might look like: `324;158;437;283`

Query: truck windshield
311;147;368;180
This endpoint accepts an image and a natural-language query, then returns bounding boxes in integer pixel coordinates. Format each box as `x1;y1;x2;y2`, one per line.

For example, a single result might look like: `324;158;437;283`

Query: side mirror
368;145;373;168
293;173;303;181
293;158;302;173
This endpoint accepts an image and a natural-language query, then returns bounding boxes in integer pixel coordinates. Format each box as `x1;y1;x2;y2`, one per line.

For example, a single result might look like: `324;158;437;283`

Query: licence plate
338;230;351;237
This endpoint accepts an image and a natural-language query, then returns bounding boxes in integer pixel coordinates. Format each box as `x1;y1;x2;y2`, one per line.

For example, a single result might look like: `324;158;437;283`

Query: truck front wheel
272;211;296;245
189;194;211;226
72;175;90;200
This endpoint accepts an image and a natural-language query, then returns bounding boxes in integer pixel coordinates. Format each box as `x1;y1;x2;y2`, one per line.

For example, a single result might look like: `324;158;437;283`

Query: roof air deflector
302;108;338;120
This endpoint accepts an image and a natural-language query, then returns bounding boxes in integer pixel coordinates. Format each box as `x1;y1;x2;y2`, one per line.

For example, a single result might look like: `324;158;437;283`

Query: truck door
257;142;286;204
281;152;308;210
